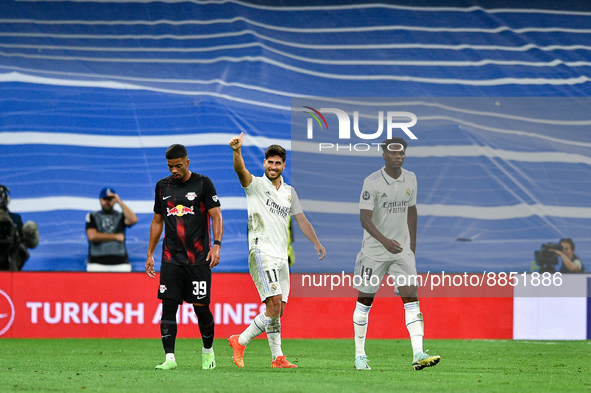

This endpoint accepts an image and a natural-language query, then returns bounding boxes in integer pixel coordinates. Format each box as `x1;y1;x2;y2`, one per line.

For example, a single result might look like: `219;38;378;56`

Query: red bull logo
167;205;194;217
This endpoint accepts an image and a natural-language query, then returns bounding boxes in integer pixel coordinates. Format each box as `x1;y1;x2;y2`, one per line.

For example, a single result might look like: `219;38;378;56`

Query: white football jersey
358;167;417;261
244;175;302;260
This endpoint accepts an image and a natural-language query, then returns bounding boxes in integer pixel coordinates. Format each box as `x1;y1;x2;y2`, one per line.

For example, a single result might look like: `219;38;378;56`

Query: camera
0;184;39;271
534;243;563;273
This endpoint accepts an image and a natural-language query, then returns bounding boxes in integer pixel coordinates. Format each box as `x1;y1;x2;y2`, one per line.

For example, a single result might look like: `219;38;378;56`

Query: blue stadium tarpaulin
1;0;591;273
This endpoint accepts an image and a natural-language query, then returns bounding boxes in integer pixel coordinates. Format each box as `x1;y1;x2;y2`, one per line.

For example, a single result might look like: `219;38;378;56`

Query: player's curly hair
265;145;287;162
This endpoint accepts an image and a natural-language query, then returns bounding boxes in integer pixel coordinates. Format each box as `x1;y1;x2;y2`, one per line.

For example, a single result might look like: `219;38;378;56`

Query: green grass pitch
1;338;589;392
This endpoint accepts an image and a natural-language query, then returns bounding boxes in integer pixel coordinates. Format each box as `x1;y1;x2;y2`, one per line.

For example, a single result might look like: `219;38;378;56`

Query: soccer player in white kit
227;132;326;368
352;137;440;371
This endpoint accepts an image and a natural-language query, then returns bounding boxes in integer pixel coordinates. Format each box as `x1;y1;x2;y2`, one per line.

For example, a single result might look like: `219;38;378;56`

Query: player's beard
265;168;282;181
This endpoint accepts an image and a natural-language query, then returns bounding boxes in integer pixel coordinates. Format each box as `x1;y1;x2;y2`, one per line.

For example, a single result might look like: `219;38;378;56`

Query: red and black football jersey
153;172;221;266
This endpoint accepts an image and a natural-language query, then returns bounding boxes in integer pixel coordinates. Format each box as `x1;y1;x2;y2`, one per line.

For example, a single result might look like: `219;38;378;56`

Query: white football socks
266;316;283;360
404;301;424;356
238;312;269;346
237;311;284;360
353;301;372;357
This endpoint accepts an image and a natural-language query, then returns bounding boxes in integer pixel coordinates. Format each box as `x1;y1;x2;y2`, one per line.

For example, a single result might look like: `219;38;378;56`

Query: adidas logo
381;193;388;198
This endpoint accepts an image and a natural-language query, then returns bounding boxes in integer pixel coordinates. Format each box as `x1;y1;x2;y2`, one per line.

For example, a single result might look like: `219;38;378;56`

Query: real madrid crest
406;188;412;197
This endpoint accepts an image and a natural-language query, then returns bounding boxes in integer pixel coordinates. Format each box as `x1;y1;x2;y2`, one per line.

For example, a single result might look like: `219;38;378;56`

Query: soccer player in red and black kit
145;144;223;370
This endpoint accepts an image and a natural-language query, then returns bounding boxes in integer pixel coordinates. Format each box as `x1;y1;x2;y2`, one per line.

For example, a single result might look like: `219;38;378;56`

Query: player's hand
315;243;326;260
229;132;244;151
145;256;156;278
382;239;403;254
115;233;125;242
207;244;221;269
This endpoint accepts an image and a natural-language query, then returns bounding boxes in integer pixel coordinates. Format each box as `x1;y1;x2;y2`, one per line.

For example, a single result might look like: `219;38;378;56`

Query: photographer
552;238;584;274
0;185;39;271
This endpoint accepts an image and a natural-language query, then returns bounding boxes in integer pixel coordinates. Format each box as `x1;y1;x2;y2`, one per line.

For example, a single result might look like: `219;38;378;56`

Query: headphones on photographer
0;185;11;207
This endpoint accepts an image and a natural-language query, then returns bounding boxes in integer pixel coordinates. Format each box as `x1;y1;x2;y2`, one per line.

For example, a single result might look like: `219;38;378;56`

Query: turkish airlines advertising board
0;272;512;339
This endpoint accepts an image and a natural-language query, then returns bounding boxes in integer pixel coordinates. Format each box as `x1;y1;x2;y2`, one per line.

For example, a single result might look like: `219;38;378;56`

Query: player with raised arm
227;132;326;368
146;144;223;371
352;138;440;371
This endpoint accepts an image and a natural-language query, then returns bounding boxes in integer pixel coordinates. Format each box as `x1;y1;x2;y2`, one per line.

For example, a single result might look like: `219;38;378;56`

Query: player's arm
293;212;326;260
206;206;223;269
360;209;403;254
407;205;417;254
86;213;124;243
145;213;164;278
229;132;253;187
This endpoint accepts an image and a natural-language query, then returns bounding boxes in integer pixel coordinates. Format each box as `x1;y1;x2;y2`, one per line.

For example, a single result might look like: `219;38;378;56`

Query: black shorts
158;262;212;304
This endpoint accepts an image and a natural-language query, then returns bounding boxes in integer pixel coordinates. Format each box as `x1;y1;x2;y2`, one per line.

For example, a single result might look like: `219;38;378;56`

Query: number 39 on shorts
192;281;207;296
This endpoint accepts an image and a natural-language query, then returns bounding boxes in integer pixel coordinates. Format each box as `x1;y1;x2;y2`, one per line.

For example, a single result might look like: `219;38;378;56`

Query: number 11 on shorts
265;269;278;284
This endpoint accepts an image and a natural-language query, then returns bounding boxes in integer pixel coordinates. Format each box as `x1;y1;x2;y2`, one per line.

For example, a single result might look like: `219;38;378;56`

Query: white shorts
353;251;418;294
248;249;290;303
